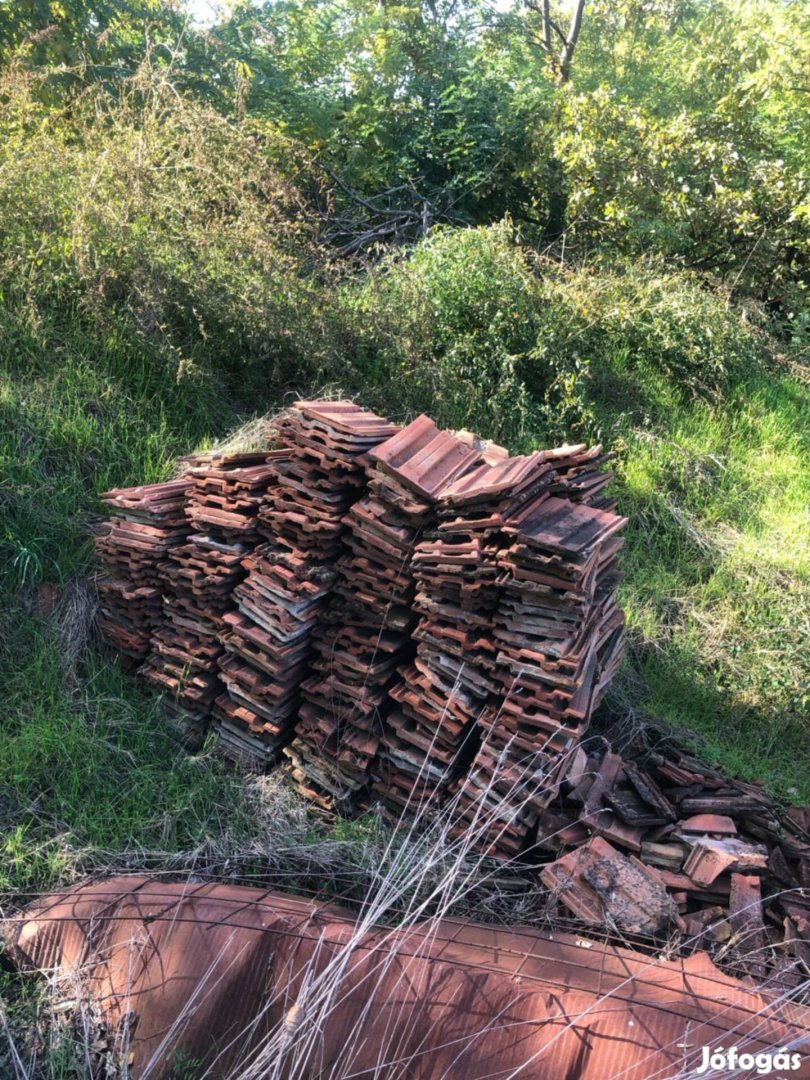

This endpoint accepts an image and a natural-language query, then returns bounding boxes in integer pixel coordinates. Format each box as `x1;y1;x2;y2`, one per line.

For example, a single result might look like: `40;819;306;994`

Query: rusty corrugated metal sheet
7;877;810;1079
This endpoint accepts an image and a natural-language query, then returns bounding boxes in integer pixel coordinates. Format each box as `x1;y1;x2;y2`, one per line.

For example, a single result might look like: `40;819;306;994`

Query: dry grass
0;965;127;1080
171;414;283;474
3;732;808;1079
49;580;100;687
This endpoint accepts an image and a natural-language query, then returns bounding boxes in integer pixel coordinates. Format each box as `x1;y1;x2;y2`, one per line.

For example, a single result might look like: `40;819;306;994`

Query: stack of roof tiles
209;402;400;786
365;444;628;857
142;453;279;747
388;452;556;828
95;407;628;860
547;443;619;510
93;410;810;987
373;441;513;815
291;416;483;811
457;483;627;859
95;479;192;670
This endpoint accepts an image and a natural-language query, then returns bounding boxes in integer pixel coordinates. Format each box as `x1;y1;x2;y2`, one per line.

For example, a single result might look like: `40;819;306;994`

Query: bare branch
547;14;567;44
313;163;461;259
523;0;565;51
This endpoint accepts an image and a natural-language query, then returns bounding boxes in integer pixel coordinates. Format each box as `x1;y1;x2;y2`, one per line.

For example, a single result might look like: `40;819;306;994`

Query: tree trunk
559;0;586;81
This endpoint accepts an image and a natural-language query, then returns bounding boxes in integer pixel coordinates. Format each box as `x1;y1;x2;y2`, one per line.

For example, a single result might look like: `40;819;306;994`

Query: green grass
603;368;810;799
0;310;265;893
0;615;260;894
1;307;235;583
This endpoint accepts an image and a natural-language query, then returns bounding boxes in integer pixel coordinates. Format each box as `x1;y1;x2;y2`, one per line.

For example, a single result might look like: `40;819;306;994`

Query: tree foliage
0;0;183;69
1;0;809;307
560;0;810;311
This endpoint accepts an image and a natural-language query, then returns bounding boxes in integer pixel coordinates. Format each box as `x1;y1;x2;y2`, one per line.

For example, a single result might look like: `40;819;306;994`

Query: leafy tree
0;0;182;67
210;0;553;228
547;0;810;309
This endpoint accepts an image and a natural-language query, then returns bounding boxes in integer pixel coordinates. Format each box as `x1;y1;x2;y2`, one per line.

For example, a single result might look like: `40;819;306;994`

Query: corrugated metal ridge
11;878;808;1024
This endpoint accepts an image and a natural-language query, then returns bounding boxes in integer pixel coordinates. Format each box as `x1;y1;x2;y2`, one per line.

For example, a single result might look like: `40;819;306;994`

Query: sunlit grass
607;369;810;800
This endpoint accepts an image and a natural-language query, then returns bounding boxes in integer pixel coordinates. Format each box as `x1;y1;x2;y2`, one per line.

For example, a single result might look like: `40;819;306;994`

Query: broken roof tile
540;836;679;937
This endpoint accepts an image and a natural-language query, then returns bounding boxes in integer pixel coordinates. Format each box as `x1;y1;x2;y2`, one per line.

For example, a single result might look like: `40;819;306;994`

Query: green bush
0;62;337;399
526;260;767;422
557;0;810;314
341;224;767;447
343;221;537;446
0;62;349;582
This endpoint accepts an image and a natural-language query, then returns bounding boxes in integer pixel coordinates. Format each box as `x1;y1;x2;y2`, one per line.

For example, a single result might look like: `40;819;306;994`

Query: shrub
555;88;806;302
0;62;356;584
0;62;337;400
343;220;537;446
526;260;767;423
341;224;768;447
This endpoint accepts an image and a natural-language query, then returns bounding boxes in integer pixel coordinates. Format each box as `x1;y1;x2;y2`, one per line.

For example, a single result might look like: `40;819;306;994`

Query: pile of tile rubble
539;747;810;988
95;400;810;987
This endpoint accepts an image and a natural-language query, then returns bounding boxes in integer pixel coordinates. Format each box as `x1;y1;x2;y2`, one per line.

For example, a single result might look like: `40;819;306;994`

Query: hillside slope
0;72;808;897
